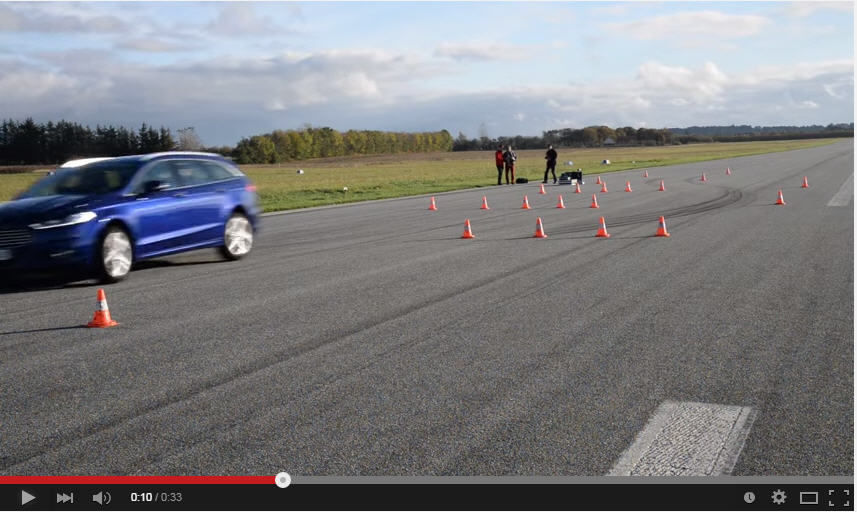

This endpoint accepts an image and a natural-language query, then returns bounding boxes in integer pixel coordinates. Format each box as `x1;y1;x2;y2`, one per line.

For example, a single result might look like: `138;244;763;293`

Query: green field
0;138;844;211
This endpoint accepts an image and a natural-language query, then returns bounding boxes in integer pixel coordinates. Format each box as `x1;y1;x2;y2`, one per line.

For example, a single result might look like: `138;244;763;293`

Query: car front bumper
0;220;101;273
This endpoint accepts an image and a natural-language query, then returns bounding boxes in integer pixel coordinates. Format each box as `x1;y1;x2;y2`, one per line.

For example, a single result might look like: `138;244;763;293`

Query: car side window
201;161;237;181
173;160;213;187
131;162;177;194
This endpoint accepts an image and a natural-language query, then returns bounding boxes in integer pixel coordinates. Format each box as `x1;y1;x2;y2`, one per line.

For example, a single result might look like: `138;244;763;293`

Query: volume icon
93;491;112;505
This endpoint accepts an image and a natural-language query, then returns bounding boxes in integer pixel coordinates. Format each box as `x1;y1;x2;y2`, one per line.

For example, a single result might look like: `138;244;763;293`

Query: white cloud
435;42;531;61
781;1;853;18
265;99;287;112
636;61;728;102
604;10;771;40
206;3;281;36
739;59;853;85
593;5;629;16
117;38;194;53
631;96;652;109
414;57;852;134
0;33;851;146
0;70;80;101
0;4;128;33
823;82;851;99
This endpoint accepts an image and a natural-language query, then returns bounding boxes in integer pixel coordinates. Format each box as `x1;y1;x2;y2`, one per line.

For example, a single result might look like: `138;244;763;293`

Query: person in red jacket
494;146;504;185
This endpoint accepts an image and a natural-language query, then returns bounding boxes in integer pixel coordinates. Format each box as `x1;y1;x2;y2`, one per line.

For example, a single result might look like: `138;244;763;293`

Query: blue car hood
0;195;97;225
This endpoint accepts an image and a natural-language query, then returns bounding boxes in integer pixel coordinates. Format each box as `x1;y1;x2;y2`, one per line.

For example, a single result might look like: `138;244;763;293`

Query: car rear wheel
98;226;133;283
220;213;253;260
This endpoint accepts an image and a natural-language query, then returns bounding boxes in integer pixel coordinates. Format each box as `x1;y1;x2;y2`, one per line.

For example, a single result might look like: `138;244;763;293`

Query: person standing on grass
503;145;517;184
544;145;558;184
494;146;505;185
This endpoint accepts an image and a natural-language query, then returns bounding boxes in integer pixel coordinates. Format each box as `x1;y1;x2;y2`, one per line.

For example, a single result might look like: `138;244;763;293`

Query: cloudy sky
0;1;853;146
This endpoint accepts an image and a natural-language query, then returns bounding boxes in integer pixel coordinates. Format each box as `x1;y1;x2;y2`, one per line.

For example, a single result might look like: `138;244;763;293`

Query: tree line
453;123;853;151
670;123;853;136
1;117;851;166
454;126;676;151
231;127;454;164
0;118;178;165
0;118;455;166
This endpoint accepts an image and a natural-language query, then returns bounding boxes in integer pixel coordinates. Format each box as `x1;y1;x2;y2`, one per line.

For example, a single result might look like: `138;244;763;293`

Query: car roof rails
139;151;221;161
59;157;115;168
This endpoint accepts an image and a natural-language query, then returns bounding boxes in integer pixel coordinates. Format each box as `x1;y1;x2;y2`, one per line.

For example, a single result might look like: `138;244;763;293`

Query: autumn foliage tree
231;127;454;164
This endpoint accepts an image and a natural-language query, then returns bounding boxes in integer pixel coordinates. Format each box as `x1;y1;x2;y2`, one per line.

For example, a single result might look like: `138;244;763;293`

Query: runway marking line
608;400;757;476
827;173;853;207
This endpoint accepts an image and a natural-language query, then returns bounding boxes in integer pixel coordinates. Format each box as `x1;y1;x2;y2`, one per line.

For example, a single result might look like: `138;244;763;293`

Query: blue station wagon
0;152;261;283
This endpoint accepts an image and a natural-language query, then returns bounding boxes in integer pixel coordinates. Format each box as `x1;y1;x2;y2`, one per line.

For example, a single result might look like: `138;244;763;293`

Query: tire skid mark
0;220;663;472
17;228;653;474
135;212;728;475
548;187;743;236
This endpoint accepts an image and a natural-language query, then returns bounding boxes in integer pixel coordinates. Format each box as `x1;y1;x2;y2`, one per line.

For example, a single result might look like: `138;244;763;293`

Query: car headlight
29;211;97;230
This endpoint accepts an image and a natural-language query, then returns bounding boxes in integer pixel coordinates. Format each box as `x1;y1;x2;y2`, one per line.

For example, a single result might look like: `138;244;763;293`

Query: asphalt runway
0;141;852;476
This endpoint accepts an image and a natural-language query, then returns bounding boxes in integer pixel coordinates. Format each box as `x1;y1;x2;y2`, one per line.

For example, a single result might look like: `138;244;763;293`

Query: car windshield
19;160;140;198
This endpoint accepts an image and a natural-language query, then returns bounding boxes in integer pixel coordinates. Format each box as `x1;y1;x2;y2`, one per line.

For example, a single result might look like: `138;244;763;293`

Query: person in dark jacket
503;145;517;184
544;145;558;184
494;146;504;185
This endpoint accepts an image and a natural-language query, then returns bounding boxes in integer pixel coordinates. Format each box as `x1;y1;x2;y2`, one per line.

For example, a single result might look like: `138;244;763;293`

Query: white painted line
827;173;853;207
608;401;757;476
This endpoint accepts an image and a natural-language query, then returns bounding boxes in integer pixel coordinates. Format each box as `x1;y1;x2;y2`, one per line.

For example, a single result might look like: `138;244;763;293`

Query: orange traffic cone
590;194;600;209
625;181;632;192
429;197;437;211
655;216;670;237
574;182;581;194
556;195;566;209
726;167;732;176
775;189;786;205
658;180;665;191
461;219;475;238
596;176;602;185
801;176;809;188
700;172;707;182
601;181;608;193
87;288;118;328
533;217;548;238
539;183;546;194
480;196;490;210
521;195;531;209
643;170;649;178
595;217;610;238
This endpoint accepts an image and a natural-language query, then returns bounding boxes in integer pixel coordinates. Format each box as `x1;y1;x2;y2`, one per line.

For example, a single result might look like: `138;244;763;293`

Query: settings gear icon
771;489;787;505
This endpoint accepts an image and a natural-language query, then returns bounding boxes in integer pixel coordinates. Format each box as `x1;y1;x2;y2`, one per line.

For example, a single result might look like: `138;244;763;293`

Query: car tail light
245;185;257;192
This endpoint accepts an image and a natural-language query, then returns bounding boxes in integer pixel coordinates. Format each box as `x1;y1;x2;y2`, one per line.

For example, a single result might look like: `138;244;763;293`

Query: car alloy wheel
100;227;133;282
222;213;253;260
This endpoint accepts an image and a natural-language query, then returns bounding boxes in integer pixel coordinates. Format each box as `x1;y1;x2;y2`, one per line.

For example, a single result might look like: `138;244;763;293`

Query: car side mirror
142;180;170;194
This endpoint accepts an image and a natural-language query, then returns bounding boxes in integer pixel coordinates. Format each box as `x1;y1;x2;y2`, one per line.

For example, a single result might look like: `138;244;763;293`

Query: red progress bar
0;476;272;484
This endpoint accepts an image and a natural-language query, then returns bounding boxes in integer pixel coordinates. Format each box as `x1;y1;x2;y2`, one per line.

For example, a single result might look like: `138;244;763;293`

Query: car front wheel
220;213;253;260
98;226;133;283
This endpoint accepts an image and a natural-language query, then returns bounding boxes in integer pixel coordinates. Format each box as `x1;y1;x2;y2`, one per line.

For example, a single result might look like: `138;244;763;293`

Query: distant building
603;137;616;145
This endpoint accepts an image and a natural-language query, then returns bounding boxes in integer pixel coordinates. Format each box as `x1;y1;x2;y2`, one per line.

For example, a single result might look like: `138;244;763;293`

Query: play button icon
21;490;36;506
